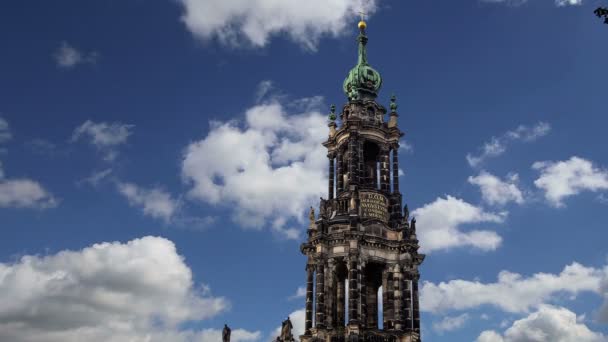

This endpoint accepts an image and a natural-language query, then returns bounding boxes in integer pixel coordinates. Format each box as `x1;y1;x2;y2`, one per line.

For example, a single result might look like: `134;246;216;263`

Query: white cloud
480;0;580;7
411;196;505;253
53;41;98;68
0;117;11;143
71;120;134;161
468;171;524;206
289;286;307;300
0;118;57;209
79;168;113;187
599;270;608;323
421;262;602;314
177;0;378;50
0;178;57;209
476;305;605;342
467;122;550;167
0;236;257;342
433;313;470;333
270;308;305;341
117;182;180;223
555;0;583;6
181;89;327;239
533;156;608;207
400;140;413;153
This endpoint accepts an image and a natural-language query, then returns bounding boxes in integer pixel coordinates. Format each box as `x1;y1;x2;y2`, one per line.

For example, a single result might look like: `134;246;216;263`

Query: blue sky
1;0;608;341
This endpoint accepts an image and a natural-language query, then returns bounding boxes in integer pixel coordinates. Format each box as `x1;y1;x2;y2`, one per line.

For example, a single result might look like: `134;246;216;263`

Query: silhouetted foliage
594;7;608;24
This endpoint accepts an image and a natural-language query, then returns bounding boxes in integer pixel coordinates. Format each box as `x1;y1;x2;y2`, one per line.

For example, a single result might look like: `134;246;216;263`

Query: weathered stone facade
299;20;424;342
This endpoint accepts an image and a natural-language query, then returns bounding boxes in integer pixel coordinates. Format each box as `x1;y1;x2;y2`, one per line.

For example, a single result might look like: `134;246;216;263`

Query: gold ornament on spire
358;11;367;30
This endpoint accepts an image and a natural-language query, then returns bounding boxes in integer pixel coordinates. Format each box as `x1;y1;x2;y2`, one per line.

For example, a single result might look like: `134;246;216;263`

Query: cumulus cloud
476;305;605;342
117;182;180;223
432;313;470;333
177;0;378;50
411;196;505;253
0;179;57;209
53;41;98;68
468;171;524;206
421;262;603;314
467;122;550;167
181;86;327;239
533;156;608;207
0;236;258;342
71;120;134;161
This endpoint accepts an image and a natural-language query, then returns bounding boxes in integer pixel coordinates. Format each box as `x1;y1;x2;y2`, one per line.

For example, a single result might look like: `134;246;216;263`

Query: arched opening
362;141;380;189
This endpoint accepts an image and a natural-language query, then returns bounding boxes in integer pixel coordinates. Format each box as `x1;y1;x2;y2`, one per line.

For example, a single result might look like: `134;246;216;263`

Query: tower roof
343;20;383;101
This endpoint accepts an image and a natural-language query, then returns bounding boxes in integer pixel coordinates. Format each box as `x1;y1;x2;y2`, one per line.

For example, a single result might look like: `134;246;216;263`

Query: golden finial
358;11;367;30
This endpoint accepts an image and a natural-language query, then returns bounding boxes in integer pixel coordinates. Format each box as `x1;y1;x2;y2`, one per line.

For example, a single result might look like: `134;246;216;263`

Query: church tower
300;19;425;342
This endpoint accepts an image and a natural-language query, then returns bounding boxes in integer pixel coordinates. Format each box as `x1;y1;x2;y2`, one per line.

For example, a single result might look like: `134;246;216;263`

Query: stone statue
280;316;294;342
410;217;416;232
319;197;326;217
403;204;409;222
309;206;315;224
222;324;231;342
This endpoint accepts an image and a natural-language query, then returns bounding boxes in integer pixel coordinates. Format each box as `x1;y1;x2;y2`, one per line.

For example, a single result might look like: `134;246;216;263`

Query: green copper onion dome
343;20;383;100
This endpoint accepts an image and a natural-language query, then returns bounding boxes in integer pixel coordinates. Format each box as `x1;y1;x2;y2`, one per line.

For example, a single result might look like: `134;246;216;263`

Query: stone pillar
366;282;378;329
316;262;326;329
412;274;421;332
404;275;413;331
326;259;336;329
347;136;358;187
382;266;395;330
337;273;346;327
380;145;390;192
357;139;365;186
328;154;335;200
359;261;367;328
382;268;388;329
393;267;403;330
348;257;359;324
305;265;314;334
392;146;400;193
337;151;344;192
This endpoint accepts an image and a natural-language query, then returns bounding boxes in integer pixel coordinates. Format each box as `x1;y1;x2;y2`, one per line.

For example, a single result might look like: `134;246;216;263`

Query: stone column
357;139;365;186
316;262;326;329
328;154;335;200
348;257;359;324
359;261;367;328
403;274;413;331
382;268;388;329
380;145;390;192
392;146;400;193
326;259;336;328
367;282;378;329
337;151;344;192
393;267;403;330
305;264;314;334
347;136;358;187
337;273;346;327
382;266;396;330
412;274;421;332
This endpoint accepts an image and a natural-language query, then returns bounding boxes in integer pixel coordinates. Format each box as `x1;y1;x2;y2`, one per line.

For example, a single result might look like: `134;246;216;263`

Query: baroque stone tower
299;19;425;342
